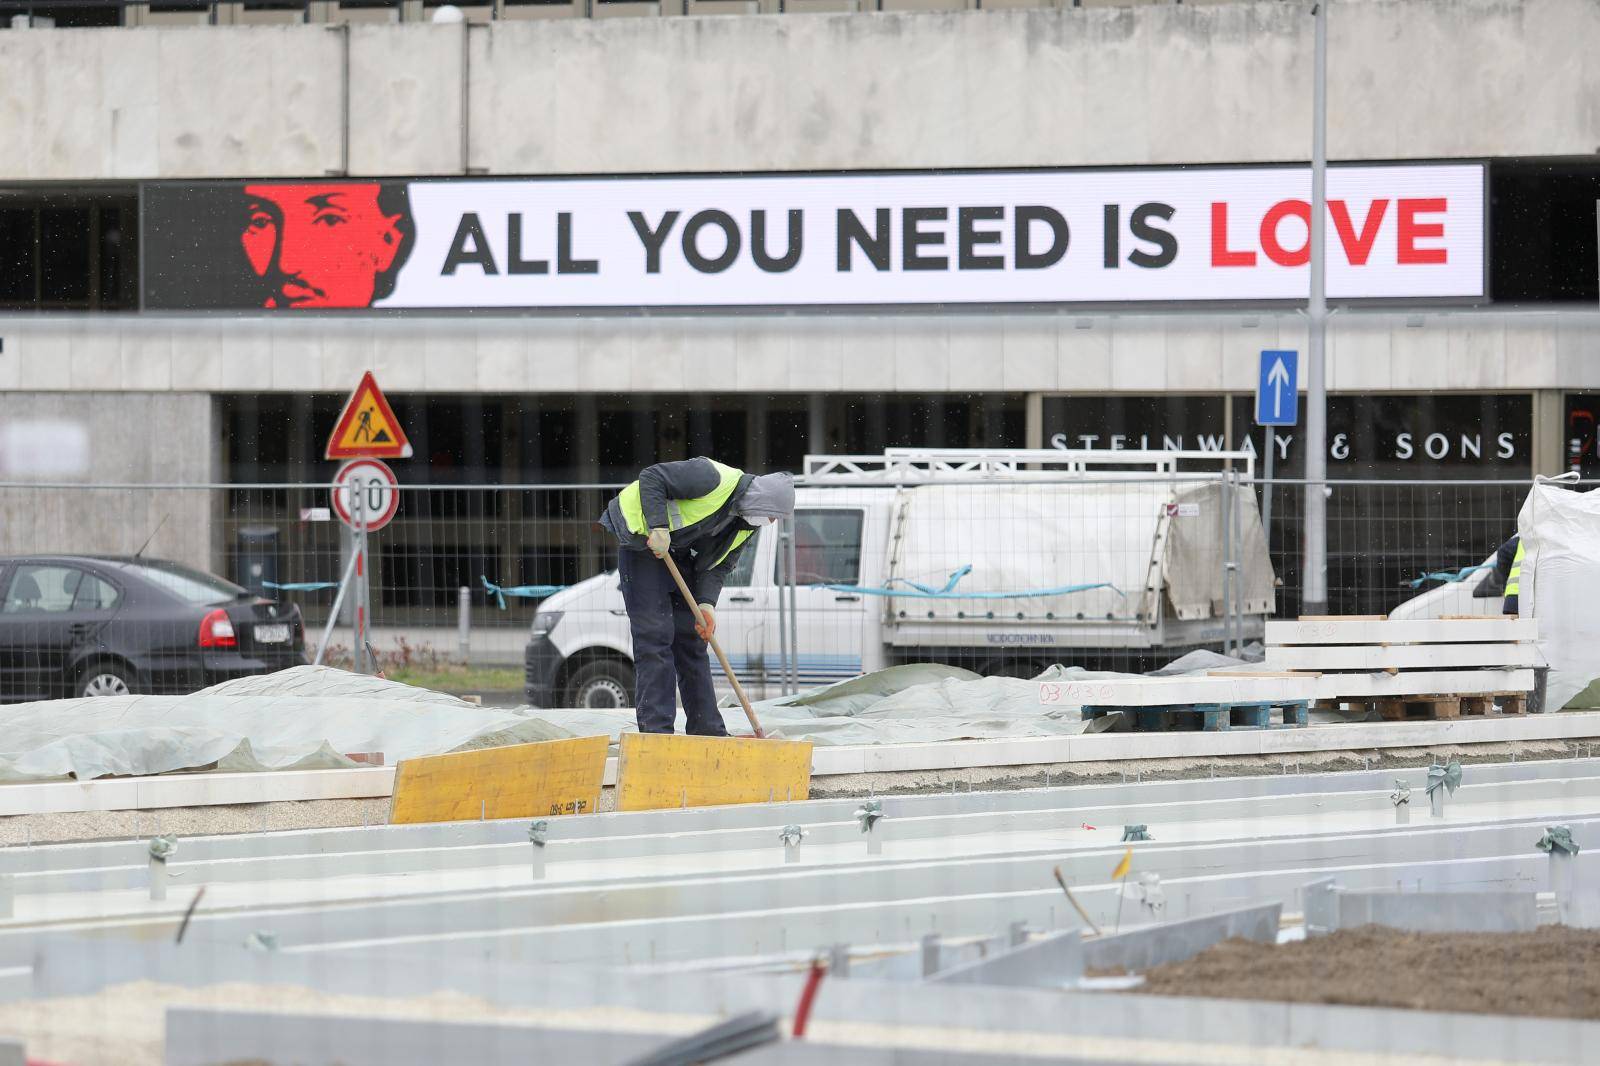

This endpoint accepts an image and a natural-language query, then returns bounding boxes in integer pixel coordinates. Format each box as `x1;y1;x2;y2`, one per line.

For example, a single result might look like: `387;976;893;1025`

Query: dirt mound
1135;926;1600;1020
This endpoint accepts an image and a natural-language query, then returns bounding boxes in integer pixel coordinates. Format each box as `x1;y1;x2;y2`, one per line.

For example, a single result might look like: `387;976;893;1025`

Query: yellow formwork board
616;732;813;812
388;735;609;825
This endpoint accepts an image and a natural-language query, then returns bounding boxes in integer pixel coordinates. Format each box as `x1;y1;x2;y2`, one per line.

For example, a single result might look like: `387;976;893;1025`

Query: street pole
353;484;368;675
1302;0;1330;617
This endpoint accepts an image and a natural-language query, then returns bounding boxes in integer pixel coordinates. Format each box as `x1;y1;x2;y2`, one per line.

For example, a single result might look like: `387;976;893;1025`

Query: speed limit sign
331;459;400;532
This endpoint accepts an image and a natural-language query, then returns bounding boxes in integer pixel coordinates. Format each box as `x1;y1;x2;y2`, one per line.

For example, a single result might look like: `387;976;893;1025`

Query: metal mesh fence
0;475;1538;706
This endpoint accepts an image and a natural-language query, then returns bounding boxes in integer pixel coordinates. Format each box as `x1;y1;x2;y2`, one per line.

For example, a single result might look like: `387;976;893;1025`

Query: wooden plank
388;736;609;825
1314;668;1535;701
1040;674;1320;708
1264;643;1541;672
615;733;813;812
1267;618;1537;647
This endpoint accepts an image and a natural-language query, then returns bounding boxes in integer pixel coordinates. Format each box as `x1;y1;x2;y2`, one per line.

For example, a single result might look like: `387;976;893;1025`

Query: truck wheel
566;660;634;709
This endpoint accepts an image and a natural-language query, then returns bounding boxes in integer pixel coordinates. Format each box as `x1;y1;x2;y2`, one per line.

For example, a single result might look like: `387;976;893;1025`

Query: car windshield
109;559;248;606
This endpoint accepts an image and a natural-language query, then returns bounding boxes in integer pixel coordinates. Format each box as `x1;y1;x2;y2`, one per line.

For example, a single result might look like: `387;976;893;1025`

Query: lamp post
1303;0;1331;617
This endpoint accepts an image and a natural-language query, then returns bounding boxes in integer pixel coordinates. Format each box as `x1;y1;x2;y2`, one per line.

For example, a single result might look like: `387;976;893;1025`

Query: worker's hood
737;472;796;521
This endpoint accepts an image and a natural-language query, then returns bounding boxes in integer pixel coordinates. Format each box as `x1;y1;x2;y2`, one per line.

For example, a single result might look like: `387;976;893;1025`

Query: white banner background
378;164;1484;309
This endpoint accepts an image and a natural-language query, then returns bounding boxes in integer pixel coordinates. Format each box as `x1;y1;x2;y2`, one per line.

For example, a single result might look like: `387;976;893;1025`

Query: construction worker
1500;535;1524;616
599;457;795;736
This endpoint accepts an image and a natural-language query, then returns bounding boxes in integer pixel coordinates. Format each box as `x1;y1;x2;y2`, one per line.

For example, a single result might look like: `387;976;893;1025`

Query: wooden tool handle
658;551;766;739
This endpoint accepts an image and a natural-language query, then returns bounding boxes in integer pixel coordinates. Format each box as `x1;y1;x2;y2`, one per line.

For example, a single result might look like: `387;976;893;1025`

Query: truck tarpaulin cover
139;164;1484;311
1162;482;1277;621
887;480;1274;624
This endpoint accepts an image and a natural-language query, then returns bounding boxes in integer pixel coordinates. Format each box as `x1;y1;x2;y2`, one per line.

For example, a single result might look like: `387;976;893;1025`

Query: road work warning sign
326;371;412;460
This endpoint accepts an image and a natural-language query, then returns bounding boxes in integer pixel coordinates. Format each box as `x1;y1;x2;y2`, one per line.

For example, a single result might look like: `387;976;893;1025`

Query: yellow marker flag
1111;846;1132;881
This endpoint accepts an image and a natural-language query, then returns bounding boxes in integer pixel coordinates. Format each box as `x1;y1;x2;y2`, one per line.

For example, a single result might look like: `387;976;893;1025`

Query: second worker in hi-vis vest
599;458;795;735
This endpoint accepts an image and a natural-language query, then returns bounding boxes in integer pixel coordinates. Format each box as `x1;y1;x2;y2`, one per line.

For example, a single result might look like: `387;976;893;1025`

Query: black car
0;555;306;703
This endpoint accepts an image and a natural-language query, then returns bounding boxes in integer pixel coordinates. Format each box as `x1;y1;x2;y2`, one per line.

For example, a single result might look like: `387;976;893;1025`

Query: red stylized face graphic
240;184;404;309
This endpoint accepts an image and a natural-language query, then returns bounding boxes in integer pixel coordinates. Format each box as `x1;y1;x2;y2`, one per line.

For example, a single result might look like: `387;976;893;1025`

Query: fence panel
0;476;1546;706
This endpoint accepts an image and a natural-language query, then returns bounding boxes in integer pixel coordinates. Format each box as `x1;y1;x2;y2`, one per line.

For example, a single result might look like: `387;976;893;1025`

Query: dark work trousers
617;546;728;736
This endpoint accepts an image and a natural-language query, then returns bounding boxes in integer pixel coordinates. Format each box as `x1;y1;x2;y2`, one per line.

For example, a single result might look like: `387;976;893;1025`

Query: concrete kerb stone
79;849;1564;976
1335;890;1540;934
2;813;1590;959
1080;902;1282;974
13;754;1600;878
806;741;1595;799
49;942;1600;1066
928;929;1084;988
0;716;1596;833
161;1007;1108;1066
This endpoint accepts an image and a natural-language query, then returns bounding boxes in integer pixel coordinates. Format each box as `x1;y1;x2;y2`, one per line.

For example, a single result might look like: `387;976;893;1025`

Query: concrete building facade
2;0;1598;618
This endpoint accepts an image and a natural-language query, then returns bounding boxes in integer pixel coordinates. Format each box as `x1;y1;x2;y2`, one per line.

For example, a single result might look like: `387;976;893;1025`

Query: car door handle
69;622;93;636
834;594;862;603
727;594;756;603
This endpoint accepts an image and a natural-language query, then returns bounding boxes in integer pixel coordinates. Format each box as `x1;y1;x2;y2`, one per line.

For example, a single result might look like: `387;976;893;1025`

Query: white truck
523;449;1276;708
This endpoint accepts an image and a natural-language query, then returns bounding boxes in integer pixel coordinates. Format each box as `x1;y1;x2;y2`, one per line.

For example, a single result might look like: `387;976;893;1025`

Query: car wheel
565;660;634;709
79;663;135;698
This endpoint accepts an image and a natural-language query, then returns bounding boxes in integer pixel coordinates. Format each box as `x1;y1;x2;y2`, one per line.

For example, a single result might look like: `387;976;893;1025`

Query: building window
0;195;136;310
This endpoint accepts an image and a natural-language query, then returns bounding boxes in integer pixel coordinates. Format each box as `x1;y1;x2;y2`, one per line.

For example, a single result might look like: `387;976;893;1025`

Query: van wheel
566;660;635;709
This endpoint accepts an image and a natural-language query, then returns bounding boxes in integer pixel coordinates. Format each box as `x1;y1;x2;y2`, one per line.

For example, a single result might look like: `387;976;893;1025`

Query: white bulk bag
1518;474;1600;710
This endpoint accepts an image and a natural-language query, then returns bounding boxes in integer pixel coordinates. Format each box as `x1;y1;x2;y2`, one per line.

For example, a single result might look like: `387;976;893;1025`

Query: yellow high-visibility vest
1506;541;1525;599
617;460;746;545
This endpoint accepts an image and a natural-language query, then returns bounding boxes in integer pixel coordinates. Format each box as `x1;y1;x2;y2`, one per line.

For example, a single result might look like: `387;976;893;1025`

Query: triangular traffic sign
326;371;413;460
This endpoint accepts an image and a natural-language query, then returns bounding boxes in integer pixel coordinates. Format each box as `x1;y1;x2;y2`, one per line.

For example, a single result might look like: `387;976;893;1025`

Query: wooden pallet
1083;699;1310;733
1316;691;1527;721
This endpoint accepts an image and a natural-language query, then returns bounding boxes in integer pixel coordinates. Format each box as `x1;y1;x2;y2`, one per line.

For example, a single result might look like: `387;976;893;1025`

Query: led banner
140;164;1484;311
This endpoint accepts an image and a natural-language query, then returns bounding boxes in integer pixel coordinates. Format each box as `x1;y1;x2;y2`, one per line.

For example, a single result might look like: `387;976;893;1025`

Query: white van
524;449;1277;708
1387;551;1506;621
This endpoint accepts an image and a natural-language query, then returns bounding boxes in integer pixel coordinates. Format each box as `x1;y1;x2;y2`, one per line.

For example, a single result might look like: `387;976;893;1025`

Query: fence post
1231;468;1243;654
457;585;471;664
1262;434;1275;553
1221;471;1234;657
777;517;793;697
786;516;800;694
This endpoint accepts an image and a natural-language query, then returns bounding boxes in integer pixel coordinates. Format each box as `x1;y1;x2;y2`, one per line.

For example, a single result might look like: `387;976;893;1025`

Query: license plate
255;624;290;645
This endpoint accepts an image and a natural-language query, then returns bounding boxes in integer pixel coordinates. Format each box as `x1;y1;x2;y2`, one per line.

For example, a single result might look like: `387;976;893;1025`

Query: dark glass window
0;4;121;28
0;195;136;310
0;208;33;303
1489;158;1600;303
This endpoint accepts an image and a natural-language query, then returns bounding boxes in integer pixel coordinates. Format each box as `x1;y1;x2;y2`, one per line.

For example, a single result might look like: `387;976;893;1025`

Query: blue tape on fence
1407;564;1491;590
262;581;341;592
481;576;569;610
823;566;1122;601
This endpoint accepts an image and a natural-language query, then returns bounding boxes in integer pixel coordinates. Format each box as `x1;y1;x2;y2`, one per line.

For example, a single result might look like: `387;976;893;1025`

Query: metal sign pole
352;484;368;675
1303;0;1331;617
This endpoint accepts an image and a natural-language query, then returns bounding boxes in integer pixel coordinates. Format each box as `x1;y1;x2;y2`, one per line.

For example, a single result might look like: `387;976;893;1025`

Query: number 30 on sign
331;458;400;532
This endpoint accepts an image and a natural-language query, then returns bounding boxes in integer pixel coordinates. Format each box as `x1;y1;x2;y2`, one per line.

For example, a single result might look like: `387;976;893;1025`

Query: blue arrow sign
1255;350;1299;427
